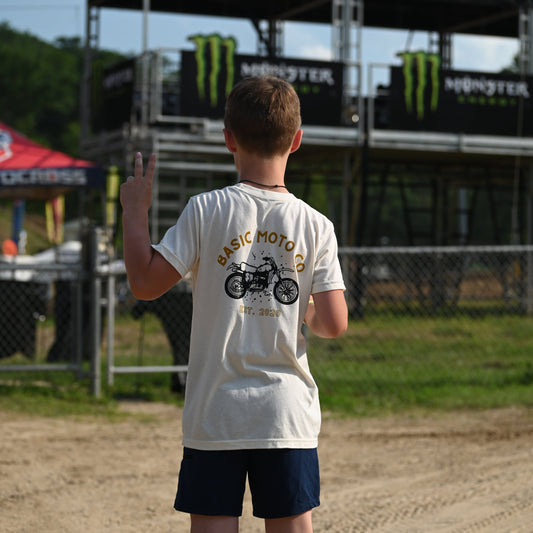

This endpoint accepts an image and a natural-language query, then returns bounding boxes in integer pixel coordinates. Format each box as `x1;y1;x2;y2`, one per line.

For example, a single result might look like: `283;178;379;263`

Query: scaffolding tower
81;0;533;247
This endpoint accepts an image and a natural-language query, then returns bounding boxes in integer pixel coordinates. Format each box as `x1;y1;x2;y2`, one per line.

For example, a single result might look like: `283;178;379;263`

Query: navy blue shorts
174;447;320;519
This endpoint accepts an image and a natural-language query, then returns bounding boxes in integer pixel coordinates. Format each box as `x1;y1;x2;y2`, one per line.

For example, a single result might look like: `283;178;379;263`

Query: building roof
88;0;528;38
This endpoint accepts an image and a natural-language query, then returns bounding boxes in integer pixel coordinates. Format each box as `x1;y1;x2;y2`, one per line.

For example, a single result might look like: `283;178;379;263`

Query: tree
0;23;125;156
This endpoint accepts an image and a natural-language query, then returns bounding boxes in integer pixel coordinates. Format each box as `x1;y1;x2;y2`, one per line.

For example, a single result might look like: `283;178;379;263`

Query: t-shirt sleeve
311;221;346;294
151;199;199;278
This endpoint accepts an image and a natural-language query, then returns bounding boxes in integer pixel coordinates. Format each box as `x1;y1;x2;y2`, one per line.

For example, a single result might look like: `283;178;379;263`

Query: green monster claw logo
188;34;237;108
397;51;441;120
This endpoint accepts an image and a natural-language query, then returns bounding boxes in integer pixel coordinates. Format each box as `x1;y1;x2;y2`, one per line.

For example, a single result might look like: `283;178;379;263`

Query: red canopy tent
0;121;104;200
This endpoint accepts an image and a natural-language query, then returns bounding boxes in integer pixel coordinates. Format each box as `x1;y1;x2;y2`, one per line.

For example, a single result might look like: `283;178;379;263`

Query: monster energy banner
180;35;344;126
389;52;533;136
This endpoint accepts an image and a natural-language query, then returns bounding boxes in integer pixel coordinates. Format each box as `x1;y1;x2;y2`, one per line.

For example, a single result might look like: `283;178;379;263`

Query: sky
0;0;521;91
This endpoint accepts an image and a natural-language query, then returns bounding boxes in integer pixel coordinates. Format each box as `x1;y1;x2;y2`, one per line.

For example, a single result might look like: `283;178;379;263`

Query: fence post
527;165;533;315
527;248;533;315
73;277;83;379
107;271;115;386
87;226;102;397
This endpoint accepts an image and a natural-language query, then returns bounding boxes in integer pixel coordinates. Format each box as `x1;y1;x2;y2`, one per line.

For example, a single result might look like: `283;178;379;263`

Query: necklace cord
239;179;287;189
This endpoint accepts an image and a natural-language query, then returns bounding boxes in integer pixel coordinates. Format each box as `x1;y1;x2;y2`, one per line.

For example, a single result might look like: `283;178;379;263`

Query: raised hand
120;152;156;212
120;151;181;299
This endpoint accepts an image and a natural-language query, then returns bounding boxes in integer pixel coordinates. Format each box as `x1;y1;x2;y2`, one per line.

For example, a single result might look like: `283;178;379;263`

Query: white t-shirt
153;183;345;450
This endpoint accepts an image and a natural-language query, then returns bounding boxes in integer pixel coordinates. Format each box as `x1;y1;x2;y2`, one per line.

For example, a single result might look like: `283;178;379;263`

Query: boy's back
153;182;345;450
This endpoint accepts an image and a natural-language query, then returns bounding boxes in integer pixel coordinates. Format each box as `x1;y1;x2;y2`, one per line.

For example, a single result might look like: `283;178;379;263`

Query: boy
120;76;348;533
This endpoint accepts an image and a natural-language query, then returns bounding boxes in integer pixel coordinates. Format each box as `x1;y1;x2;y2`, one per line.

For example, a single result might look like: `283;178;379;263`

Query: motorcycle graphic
224;256;299;305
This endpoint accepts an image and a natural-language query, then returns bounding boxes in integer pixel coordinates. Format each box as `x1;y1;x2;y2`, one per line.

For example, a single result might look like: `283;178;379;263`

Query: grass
1;312;533;419
310;313;533;416
0;378;118;418
0;314;184;418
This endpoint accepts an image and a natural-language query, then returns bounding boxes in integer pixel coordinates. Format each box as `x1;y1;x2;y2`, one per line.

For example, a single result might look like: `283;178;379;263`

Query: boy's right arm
304;289;348;338
120;153;181;300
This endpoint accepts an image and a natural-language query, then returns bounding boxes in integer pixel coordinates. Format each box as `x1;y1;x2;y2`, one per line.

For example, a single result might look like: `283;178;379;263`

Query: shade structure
88;0;526;38
0;121;104;200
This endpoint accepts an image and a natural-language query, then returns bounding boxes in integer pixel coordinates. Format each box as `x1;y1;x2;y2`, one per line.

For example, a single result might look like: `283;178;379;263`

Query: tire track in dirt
1;405;533;533
316;409;533;533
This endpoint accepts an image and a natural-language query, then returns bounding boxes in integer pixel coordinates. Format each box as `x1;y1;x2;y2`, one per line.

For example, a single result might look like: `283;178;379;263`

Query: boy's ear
223;129;237;153
290;129;303;153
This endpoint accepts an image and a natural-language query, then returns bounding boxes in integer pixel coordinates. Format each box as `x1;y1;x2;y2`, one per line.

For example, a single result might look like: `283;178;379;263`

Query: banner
388;51;533;136
45;195;64;244
92;58;135;133
180;34;344;126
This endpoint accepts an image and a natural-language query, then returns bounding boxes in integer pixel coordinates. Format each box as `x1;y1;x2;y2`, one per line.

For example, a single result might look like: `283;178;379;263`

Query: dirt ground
1;403;533;533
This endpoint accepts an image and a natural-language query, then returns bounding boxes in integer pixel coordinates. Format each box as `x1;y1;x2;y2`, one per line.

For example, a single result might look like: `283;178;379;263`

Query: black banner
388;52;533;136
92;59;136;133
180;36;344;126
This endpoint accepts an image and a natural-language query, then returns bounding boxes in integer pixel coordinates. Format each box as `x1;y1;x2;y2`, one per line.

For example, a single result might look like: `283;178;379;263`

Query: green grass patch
310;314;533;416
0;376;117;418
2;312;533;419
0;313;184;417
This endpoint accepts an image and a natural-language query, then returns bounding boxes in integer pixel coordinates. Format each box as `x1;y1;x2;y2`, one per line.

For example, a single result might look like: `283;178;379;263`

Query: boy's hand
120;152;156;212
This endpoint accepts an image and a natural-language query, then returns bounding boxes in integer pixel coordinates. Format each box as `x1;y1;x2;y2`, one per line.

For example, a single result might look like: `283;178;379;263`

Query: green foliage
0;23;78;154
0;22;126;157
0;23;128;251
357;173;524;246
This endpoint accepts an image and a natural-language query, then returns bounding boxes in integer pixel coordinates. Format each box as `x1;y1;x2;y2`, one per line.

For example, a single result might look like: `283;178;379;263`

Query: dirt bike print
224;256;299;305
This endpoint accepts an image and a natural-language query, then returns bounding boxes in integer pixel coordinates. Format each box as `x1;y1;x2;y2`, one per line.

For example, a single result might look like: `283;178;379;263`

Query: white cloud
453;35;518;72
284;22;332;59
297;43;332;61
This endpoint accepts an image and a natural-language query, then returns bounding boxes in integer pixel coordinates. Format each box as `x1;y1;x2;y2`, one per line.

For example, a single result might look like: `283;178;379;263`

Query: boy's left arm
305;289;348;338
120;153;181;300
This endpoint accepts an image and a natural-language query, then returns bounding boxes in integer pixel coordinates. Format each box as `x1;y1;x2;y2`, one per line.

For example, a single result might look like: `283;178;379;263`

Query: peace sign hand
120;152;156;212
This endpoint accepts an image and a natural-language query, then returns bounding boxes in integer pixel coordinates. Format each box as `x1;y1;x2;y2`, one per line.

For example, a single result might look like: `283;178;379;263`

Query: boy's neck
235;153;290;193
239;178;288;191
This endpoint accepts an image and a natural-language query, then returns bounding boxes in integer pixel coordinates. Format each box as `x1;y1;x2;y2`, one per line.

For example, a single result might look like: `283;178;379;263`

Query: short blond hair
224;76;301;157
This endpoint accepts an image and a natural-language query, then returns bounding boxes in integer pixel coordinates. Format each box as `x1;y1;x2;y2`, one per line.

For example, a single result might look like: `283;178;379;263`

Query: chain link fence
342;246;533;317
0;232;103;391
0;261;85;372
311;246;533;413
2;245;533;408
